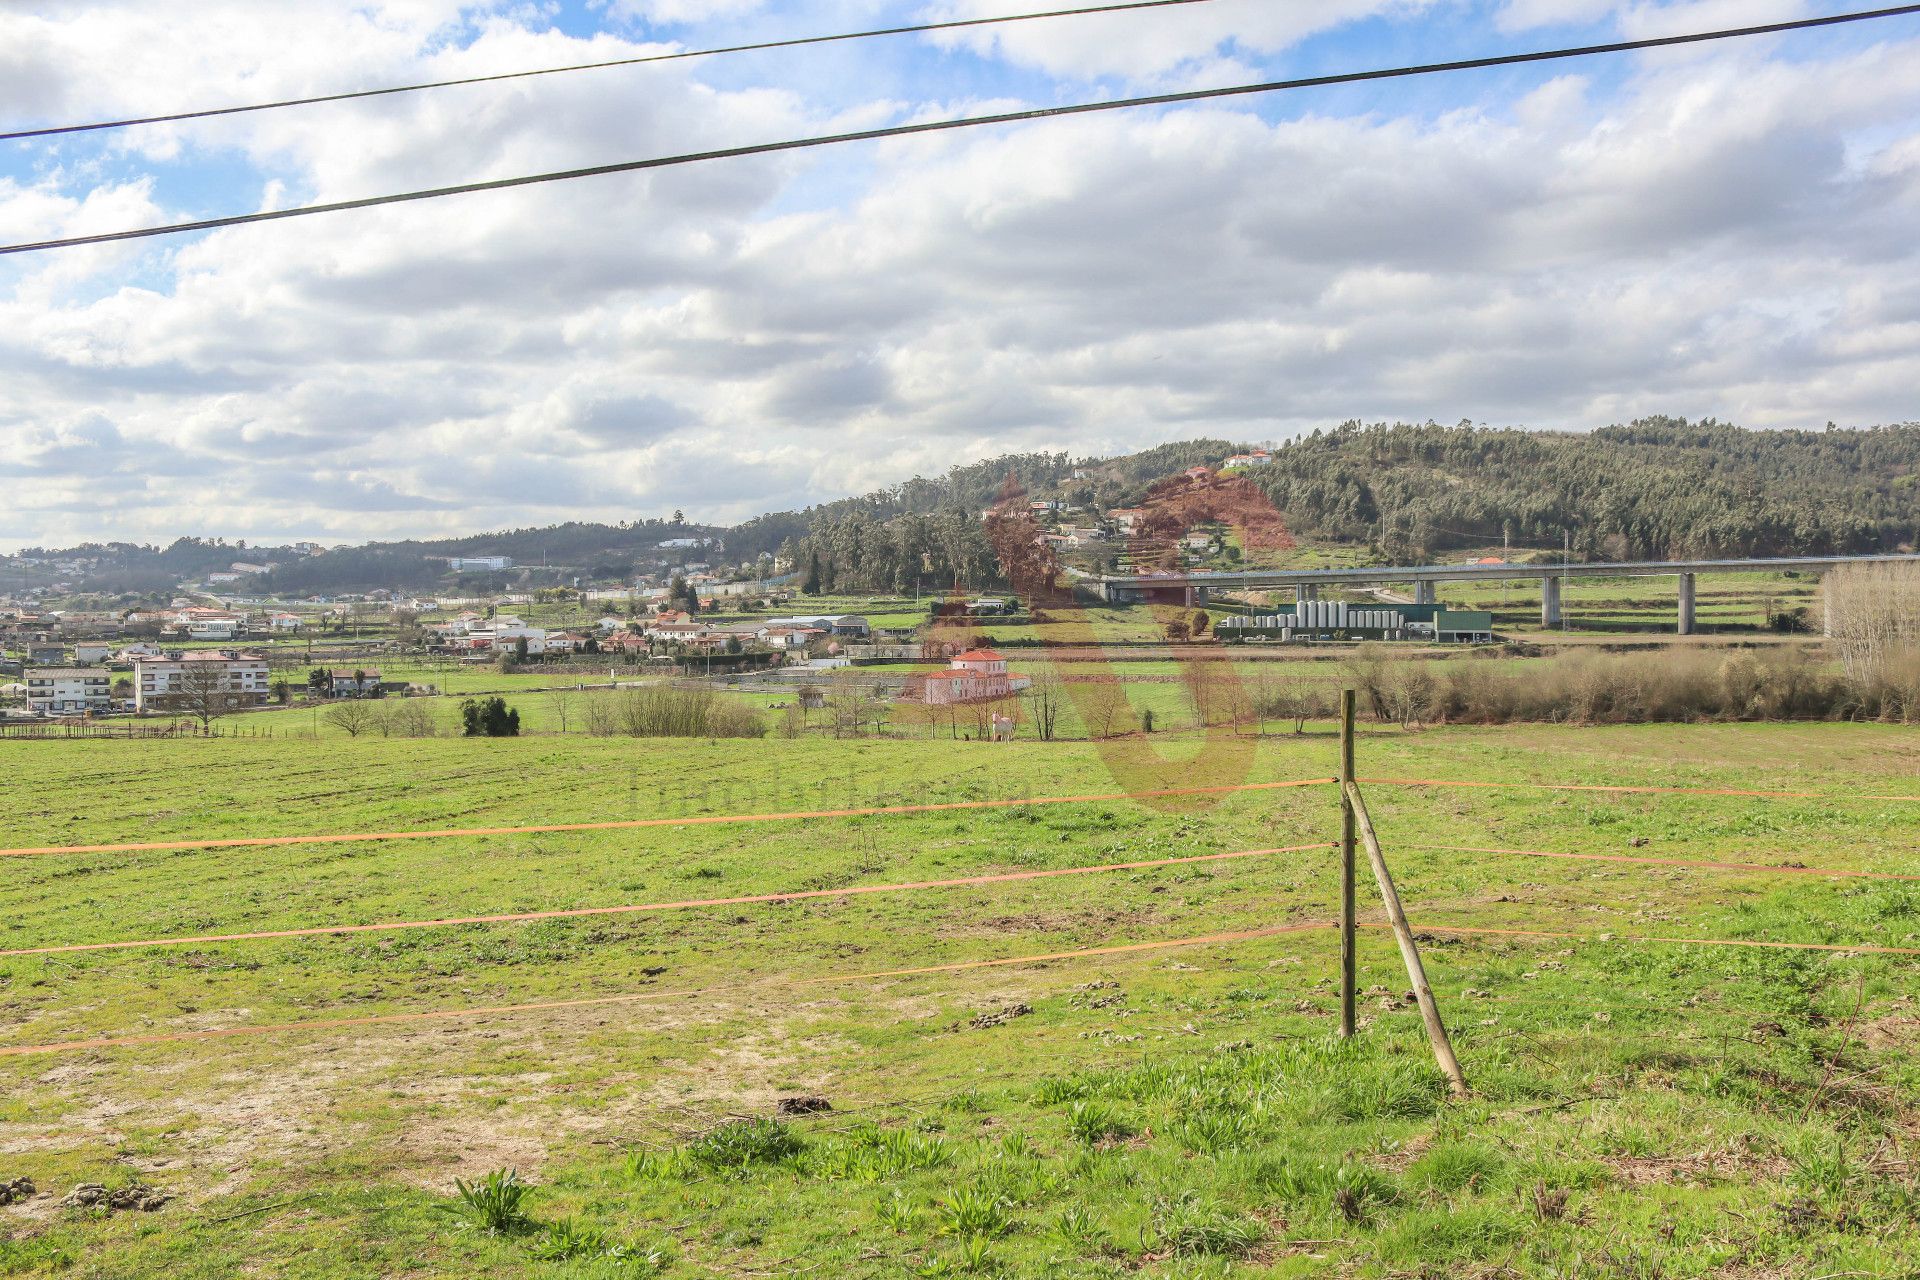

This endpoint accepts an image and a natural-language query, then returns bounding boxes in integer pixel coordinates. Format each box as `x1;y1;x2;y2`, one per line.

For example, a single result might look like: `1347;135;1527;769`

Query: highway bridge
1089;554;1920;634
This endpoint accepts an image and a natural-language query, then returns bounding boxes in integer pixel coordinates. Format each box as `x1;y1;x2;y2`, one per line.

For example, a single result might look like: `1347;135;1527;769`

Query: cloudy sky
3;0;1918;550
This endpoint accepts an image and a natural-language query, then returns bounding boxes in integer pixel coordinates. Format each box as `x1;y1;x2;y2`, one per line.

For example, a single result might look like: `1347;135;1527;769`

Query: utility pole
1339;688;1357;1039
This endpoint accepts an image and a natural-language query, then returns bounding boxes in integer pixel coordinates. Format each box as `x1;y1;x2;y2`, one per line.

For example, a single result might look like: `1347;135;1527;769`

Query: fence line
0;842;1334;958
9;910;1919;1060
1412;844;1920;882
0;921;1331;1059
1389;922;1920;958
0;777;1337;859
1360;776;1920;802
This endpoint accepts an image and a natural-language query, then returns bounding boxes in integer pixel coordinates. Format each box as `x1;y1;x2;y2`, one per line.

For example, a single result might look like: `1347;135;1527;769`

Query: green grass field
4;720;1920;1277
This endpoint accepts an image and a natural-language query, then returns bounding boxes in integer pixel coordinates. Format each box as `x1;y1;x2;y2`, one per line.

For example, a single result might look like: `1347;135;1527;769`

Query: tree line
1247;418;1920;562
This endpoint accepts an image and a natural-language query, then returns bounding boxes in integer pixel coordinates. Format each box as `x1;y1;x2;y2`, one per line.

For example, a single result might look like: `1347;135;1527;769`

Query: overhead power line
6;5;1918;257
0;0;1222;143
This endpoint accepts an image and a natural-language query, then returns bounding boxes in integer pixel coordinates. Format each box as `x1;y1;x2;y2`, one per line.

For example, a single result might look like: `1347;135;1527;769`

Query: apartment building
26;668;113;715
134;652;272;713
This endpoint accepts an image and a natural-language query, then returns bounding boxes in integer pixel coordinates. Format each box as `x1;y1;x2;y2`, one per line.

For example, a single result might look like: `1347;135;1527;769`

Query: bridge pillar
1297;584;1318;603
1182;585;1208;607
1822;574;1834;637
1541;576;1563;628
1414;580;1437;606
1677;573;1696;635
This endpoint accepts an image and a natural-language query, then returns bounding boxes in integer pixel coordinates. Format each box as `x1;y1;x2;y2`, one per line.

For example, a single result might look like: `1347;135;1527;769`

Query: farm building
1217;601;1494;644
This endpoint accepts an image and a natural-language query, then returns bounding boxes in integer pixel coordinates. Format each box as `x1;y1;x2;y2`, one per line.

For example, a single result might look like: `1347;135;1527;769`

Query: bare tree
386;698;438;737
1022;664;1064;741
174;662;247;731
1077;680;1131;739
549;689;576;735
326;699;380;737
1826;565;1920;721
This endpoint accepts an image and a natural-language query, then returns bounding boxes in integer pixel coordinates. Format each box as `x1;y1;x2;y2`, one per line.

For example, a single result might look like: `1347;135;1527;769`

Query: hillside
1251;418;1920;562
12;420;1918;599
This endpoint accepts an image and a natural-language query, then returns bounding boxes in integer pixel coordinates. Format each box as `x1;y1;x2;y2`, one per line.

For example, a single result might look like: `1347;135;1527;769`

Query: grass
2;721;1919;1276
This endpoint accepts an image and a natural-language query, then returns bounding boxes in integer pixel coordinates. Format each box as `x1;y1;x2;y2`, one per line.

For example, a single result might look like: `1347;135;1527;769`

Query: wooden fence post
1343;778;1469;1098
1339;688;1357;1040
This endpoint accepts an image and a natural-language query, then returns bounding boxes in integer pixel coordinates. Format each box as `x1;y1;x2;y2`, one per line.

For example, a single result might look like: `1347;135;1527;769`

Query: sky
2;0;1918;551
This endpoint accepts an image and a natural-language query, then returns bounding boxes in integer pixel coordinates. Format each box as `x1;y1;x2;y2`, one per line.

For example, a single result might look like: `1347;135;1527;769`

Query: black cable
1;0;1223;143
6;5;1917;257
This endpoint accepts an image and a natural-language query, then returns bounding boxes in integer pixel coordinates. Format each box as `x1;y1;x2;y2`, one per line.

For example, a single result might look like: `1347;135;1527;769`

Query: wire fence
3;741;1918;1064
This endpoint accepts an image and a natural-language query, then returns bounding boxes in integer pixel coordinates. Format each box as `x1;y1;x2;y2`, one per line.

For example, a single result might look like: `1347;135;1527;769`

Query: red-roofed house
920;648;1031;705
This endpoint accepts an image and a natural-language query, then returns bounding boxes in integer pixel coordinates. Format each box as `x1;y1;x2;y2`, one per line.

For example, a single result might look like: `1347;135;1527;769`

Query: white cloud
2;3;1920;548
924;0;1437;84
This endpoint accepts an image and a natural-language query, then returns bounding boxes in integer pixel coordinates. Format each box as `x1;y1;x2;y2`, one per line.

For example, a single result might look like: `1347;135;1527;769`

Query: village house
322;669;383;697
72;641;113;665
1223;449;1273;468
758;625;825;651
134;652;273;713
26;667;114;715
920;649;1031;705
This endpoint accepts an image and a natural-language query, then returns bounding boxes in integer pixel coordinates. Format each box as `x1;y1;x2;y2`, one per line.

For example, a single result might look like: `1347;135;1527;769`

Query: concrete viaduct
1089;554;1920;634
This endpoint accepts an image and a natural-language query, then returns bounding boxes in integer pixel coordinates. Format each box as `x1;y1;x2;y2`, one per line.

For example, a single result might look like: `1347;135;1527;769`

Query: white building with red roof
920;648;1031;705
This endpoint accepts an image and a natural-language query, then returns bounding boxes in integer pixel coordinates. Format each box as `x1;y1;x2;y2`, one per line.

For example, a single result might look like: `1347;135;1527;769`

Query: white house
492;625;550;655
920;649;1031;705
758;625;824;651
26;668;113;715
134;652;272;713
72;641;113;664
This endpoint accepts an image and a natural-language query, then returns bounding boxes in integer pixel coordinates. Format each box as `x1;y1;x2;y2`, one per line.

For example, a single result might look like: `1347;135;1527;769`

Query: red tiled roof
951;649;1004;661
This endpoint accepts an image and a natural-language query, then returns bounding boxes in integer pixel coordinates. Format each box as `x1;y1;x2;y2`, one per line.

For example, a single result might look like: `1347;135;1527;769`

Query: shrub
460;696;520;737
580;685;766;738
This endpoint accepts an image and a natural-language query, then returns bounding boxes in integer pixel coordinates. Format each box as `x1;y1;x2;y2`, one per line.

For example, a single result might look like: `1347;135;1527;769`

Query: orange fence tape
0;777;1337;860
0;921;1332;1058
1412;844;1920;883
1387;922;1920;958
1360;777;1920;802
7;913;1919;1059
0;843;1334;959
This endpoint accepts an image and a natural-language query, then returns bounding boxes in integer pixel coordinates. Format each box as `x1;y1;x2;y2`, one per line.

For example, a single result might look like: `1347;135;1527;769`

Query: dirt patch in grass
1857;1013;1920;1052
1604;1148;1789;1187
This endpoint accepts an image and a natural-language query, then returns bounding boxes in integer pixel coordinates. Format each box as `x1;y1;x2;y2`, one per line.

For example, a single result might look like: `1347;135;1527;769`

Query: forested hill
721;440;1234;563
1251;419;1920;562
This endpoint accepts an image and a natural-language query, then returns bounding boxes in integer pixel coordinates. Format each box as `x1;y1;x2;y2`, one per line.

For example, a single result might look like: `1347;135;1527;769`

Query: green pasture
3;723;1920;1276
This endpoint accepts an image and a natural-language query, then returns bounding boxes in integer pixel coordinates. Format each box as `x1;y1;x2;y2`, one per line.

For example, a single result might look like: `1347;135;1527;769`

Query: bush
1348;644;1863;726
461;697;520;737
580;686;766;738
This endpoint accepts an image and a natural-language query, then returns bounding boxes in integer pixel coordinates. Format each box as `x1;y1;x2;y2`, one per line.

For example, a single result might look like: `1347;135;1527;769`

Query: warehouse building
1217;601;1494;644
